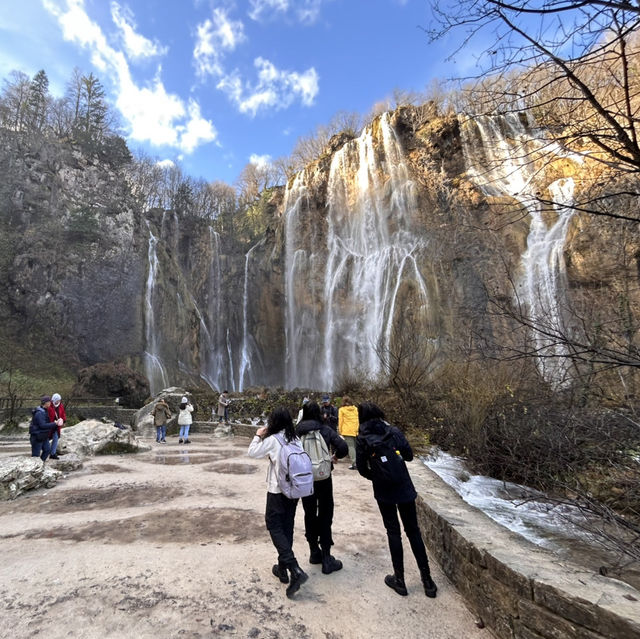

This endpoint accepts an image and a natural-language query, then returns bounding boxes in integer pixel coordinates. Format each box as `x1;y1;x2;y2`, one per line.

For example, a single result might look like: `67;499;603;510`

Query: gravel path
0;434;487;639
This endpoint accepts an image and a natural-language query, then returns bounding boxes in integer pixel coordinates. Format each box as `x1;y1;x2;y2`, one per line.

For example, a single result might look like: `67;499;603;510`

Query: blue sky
0;0;472;184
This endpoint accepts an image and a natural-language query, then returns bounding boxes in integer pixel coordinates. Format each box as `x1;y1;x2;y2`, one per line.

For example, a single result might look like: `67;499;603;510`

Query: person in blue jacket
30;396;61;461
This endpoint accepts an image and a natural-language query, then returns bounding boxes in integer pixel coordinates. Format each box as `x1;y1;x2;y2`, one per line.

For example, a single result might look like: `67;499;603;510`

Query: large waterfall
200;228;229;390
143;223;169;396
283;112;430;390
460;113;581;384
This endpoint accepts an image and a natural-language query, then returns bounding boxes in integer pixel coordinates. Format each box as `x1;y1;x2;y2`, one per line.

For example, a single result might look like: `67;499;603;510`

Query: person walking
30;396;61;461
217;391;230;424
296;401;348;574
178;396;193;444
152;398;172;443
247;407;309;598
47;393;67;459
338;395;359;469
355;401;437;598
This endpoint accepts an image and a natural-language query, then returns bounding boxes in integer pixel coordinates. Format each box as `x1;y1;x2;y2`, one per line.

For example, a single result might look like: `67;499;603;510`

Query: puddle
140;449;240;465
20;506;263;544
90;464;133;473
12;484;183;514
202;463;259;475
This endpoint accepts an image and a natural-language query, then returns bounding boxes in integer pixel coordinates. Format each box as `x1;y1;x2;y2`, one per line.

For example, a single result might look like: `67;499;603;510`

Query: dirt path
0;434;487;639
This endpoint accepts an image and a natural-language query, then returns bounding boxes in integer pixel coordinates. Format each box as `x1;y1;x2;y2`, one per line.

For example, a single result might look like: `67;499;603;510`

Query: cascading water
143;222;169;395
459;113;581;385
284;112;430;390
200;228;228;390
238;243;264;390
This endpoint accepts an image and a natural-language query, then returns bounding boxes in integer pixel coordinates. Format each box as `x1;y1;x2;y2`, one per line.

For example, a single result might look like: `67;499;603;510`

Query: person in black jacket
296;401;348;574
29;396;61;461
355;401;437;598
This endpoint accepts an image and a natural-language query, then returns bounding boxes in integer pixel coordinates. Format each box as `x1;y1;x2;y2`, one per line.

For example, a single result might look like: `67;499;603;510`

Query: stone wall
410;462;640;639
2;406;138;426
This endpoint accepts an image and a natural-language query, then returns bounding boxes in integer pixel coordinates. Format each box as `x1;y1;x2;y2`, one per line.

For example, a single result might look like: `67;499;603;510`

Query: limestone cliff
1;105;637;395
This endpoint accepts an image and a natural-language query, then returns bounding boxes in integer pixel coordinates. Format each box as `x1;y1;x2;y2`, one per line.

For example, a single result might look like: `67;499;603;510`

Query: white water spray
460;113;581;384
284;113;430;389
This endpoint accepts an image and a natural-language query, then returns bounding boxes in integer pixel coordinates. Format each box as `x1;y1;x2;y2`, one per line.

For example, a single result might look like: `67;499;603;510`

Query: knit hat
302;397;309;405
52;393;62;403
181;396;188;403
40;395;51;404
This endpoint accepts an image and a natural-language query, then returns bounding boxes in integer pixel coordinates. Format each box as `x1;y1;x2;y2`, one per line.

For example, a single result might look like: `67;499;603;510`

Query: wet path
0;434;487;639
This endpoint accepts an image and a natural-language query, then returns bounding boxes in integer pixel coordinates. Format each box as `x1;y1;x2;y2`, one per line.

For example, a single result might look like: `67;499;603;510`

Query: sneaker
160;439;166;443
184;439;191;444
348;465;356;470
178;438;183;443
50;454;59;460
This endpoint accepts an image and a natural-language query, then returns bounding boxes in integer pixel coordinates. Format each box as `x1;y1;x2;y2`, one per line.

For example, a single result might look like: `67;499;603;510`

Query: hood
359;418;388;436
296;419;322;435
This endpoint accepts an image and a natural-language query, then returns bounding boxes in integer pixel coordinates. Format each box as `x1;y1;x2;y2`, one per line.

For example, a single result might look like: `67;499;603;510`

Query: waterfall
143;222;169;395
238;243;264;391
284;112;430;390
459;113;581;384
200;228;228;390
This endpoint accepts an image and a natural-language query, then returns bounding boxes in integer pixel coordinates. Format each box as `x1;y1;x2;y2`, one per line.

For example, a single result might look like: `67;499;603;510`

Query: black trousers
301;475;334;551
265;492;298;567
377;499;430;575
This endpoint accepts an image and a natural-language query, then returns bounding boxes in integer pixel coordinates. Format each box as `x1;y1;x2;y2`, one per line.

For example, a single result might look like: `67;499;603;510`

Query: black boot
308;542;322;565
272;563;289;584
420;568;437;598
384;571;408;596
321;549;343;575
286;564;308;598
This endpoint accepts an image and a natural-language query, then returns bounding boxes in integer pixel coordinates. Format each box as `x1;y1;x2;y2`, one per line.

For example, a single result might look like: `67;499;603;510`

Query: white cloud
218;57;319;116
248;0;323;24
156;158;175;168
43;0;217;153
249;153;272;170
193;8;246;78
111;2;167;61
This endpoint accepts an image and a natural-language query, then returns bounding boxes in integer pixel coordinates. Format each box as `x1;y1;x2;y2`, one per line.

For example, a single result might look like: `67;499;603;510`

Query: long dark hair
266;406;296;442
302;401;322;422
357;401;385;424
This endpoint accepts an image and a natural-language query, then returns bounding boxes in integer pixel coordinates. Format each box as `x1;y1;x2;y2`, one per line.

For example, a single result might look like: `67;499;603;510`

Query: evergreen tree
25;69;50;133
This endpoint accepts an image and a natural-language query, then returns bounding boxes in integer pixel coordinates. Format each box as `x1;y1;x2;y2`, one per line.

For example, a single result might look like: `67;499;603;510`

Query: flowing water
460;113;581;385
283;112;430;389
143;222;169;396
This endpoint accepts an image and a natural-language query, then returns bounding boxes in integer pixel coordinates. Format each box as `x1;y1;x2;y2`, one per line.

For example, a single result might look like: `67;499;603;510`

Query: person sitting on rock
47;393;67;459
30;396;62;462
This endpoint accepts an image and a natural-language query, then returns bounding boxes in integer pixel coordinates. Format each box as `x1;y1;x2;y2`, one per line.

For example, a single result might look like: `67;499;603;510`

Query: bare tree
428;0;640;221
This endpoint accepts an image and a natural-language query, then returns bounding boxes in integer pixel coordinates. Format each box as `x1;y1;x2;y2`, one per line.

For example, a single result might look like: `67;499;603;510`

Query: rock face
1;108;637;393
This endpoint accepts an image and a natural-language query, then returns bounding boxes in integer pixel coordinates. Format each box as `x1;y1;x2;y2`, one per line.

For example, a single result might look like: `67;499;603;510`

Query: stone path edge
410;461;640;639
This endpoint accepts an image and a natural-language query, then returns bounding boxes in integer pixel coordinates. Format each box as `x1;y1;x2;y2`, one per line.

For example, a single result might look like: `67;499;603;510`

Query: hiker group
29;394;67;461
247;397;437;600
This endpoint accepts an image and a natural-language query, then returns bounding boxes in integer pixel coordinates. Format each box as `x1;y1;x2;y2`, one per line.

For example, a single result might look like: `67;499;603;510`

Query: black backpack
361;426;409;485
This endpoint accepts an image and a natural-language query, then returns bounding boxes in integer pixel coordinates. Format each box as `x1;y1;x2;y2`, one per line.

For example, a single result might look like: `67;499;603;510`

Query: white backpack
300;429;332;482
273;433;314;499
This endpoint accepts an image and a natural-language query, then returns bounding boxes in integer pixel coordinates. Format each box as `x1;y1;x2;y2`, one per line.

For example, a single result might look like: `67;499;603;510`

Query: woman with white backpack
248;407;310;598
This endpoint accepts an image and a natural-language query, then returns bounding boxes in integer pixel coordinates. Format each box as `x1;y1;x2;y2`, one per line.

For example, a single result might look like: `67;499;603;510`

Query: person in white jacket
177;396;193;444
247;407;308;599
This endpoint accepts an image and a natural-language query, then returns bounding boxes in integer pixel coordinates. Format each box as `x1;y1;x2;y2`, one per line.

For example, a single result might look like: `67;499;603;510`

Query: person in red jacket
47;393;67;460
